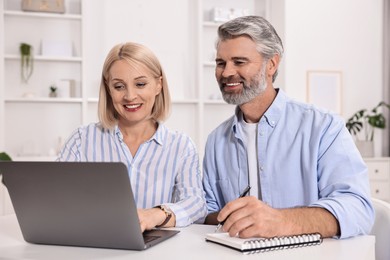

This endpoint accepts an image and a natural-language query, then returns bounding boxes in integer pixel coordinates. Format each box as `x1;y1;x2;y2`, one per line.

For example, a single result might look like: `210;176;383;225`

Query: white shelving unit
0;0;282;162
0;0;84;160
365;157;390;202
0;0;284;215
195;0;272;158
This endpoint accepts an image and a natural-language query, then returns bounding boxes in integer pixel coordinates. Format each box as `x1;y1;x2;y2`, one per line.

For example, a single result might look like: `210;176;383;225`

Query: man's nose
221;62;236;78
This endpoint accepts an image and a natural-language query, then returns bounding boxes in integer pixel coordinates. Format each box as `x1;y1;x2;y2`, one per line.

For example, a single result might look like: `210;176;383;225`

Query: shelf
204;100;229;105
1;0;271;163
4;54;82;62
5;98;83;103
203;21;222;27
13;155;57;161
87;97;99;103
4;10;82;20
87;98;200;105
172;99;199;104
203;61;215;67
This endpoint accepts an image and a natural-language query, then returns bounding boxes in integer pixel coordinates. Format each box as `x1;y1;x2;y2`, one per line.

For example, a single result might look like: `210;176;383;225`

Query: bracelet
154;205;172;228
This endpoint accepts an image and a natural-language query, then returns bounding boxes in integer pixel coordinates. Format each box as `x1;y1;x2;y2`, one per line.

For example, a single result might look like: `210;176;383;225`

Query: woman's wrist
154;205;173;227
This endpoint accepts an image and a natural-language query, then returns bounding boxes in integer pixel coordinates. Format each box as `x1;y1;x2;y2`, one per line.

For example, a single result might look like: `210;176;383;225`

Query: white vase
355;140;374;157
49;92;57;98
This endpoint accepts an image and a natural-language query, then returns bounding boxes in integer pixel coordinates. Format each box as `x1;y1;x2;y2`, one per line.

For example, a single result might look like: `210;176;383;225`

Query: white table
0;214;375;260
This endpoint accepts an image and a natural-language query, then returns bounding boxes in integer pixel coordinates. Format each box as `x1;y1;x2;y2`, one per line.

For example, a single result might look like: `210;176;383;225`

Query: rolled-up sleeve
167;137;208;226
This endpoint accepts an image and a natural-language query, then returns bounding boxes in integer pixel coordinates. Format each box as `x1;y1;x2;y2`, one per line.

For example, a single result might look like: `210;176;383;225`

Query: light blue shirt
202;89;374;239
58;123;207;227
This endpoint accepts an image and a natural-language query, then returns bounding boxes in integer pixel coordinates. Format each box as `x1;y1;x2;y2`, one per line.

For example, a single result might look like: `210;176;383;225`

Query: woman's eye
136;82;146;88
113;84;125;90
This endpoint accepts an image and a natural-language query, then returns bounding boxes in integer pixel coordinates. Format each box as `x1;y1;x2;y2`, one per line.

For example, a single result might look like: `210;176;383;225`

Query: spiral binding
242;233;322;255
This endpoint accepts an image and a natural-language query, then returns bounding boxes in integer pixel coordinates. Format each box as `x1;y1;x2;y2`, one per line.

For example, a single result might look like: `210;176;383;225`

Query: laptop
0;161;180;250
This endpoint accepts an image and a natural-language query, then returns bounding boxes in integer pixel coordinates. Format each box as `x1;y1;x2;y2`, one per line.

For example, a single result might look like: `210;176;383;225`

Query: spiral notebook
205;232;322;254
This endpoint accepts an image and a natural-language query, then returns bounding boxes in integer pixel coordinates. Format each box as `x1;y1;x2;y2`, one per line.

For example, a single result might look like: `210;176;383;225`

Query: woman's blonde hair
98;42;171;129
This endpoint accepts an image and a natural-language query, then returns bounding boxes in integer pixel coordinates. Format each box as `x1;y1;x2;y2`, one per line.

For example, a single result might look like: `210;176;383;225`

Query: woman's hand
137;208;166;232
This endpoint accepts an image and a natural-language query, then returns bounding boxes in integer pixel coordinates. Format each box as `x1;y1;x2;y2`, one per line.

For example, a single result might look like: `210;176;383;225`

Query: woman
57;42;207;231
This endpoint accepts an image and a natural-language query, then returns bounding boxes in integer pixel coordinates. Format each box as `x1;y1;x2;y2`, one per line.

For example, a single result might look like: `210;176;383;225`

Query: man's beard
219;64;267;105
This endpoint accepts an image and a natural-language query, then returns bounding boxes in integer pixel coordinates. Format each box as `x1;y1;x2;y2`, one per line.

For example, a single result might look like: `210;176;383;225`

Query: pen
215;185;251;232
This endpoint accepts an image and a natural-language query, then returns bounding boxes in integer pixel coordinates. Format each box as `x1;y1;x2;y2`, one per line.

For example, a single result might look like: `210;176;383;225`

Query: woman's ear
156;76;163;95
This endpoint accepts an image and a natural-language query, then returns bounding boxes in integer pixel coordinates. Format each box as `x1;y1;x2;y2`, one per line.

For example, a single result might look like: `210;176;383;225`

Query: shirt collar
153;123;165;145
231;88;287;133
114;122;165;146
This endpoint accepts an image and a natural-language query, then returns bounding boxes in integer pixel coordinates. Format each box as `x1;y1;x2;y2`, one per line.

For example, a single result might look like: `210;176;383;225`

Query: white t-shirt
237;113;261;199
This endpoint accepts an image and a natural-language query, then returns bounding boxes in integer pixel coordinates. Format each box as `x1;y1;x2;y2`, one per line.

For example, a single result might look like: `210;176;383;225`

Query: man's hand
218;196;339;238
218;196;286;238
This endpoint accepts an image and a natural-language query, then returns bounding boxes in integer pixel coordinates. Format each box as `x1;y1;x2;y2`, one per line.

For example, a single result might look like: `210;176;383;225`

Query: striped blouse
57;122;207;227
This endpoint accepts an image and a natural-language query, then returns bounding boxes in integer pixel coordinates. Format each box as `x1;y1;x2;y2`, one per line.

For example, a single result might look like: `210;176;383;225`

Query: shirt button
259;131;264;136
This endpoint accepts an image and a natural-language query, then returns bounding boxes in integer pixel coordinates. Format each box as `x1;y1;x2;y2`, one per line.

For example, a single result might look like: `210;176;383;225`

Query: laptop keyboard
143;235;160;244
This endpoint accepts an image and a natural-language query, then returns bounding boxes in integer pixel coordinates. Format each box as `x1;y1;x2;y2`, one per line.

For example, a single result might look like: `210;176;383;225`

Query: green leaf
368;114;385;129
345;101;390;140
0;152;12;161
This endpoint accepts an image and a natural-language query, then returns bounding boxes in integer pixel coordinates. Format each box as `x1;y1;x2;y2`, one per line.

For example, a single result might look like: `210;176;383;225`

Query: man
202;16;374;239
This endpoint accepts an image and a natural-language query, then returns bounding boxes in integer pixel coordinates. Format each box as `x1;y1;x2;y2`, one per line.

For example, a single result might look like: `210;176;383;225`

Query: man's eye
216;62;225;67
234;60;246;65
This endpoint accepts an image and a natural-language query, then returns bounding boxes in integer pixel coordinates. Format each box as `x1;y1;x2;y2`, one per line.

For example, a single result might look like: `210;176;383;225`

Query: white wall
83;0;386;156
83;0;196;100
284;0;384;155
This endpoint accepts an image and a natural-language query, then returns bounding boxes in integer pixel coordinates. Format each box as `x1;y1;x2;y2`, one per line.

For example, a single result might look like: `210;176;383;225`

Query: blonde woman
58;42;207;231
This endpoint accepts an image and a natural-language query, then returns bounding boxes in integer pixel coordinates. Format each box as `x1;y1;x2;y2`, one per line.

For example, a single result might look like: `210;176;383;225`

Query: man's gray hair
216;16;284;82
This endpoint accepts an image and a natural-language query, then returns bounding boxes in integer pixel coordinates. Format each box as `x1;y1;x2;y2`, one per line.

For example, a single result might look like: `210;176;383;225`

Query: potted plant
49;85;58;97
346;101;390;157
20;43;34;84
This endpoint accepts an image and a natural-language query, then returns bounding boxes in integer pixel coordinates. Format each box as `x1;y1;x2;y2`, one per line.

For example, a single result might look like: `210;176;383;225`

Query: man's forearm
280;207;340;238
204;204;339;238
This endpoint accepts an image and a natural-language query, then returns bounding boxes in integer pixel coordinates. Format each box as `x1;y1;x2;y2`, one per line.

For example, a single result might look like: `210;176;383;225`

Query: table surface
0;214;375;260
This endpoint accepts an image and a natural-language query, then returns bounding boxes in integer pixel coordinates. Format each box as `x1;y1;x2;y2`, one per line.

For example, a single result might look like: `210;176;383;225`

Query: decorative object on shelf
57;79;70;98
346;101;390;157
21;92;36;98
210;7;250;22
56;79;77;98
21;0;65;14
20;43;34;84
49;85;58;97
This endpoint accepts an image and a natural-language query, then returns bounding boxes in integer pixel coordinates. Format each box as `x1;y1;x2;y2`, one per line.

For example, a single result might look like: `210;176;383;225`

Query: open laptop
0;161;179;250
